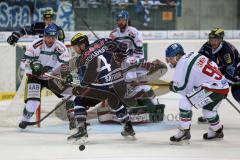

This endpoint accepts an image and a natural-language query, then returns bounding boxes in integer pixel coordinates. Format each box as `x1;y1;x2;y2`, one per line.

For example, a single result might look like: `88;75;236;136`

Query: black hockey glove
30;60;43;77
65;74;73;84
169;81;177;93
7;32;21;45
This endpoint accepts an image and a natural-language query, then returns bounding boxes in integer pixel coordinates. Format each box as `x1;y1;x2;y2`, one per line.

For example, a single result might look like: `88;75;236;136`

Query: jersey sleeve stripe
174;54;201;92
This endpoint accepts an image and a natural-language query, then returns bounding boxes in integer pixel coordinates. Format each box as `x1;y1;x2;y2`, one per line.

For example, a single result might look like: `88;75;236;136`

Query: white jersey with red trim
109;26;143;48
23;38;70;80
172;52;229;96
110;26;146;81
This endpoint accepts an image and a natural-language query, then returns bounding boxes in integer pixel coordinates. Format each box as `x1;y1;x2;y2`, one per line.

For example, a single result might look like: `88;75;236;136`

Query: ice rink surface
0;93;239;160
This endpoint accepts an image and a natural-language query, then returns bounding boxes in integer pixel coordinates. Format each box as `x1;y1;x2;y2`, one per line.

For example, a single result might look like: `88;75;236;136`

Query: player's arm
198;42;213;60
219;44;239;82
7;22;45;45
22;40;42;76
57;26;65;42
51;42;71;74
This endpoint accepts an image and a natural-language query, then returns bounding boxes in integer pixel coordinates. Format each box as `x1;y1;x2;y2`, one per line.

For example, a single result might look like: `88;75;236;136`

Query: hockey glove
60;64;70;79
65;74;73;84
7;32;21;45
169;81;177;93
30;60;43;77
226;64;237;77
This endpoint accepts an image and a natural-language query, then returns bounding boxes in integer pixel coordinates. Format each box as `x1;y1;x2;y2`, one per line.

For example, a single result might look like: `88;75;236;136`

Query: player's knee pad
25;100;40;112
25;82;41;102
23;100;40;120
112;105;130;123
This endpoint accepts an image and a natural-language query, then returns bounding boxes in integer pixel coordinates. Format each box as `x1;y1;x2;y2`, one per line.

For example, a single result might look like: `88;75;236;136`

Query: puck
79;145;85;151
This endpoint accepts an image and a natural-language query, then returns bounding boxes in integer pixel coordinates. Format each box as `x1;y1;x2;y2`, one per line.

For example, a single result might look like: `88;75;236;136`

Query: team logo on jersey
223;53;232;64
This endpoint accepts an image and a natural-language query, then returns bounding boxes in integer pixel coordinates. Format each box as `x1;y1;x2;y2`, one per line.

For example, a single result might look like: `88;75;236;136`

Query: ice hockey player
198;28;240;123
109;10;162;109
66;33;136;141
7;9;65;46
18;24;70;129
165;43;229;142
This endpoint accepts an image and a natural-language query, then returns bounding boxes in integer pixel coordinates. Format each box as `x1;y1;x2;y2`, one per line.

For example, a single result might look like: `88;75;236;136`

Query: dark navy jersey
199;41;240;83
77;38;121;87
19;22;65;42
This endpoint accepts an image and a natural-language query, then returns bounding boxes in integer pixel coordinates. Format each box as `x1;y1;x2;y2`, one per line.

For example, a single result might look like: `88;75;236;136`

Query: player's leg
201;92;226;140
110;101;135;136
19;76;42;129
231;84;240;103
170;96;192;143
67;96;88;141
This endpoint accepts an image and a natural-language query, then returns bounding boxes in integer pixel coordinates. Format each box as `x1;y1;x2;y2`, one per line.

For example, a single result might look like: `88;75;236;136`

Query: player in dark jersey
7;9;65;45
66;33;136;141
198;28;240;123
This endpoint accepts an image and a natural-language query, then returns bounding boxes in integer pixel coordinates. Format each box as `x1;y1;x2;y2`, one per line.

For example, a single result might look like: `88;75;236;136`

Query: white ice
0;93;239;160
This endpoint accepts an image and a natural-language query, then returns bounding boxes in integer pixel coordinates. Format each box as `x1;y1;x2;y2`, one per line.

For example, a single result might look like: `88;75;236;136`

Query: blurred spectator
135;0;151;27
160;0;177;6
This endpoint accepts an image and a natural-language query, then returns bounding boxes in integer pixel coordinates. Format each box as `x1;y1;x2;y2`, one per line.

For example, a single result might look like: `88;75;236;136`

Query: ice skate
170;128;191;144
121;121;136;137
203;125;224;140
67;123;88;142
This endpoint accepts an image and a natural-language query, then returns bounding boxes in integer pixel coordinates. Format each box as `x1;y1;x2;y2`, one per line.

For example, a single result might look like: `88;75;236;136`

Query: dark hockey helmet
116;10;129;21
43;9;54;19
71;32;89;47
44;23;58;37
209;28;224;39
165;43;185;57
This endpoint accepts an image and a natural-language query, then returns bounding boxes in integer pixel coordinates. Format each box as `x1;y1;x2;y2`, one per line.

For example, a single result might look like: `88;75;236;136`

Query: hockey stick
226;97;240;114
79;16;99;40
24;95;73;126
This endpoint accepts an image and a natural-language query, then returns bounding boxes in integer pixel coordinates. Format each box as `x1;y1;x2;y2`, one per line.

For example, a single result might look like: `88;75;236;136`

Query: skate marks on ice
0;122;240;160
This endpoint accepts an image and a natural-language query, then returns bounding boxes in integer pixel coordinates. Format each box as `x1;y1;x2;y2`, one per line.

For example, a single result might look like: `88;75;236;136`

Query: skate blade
122;135;137;141
74;137;88;145
170;139;190;145
203;137;224;141
67;136;88;145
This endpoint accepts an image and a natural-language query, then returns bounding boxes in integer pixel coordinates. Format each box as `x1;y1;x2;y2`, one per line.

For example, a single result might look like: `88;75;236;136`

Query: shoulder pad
55;41;67;53
33;39;43;49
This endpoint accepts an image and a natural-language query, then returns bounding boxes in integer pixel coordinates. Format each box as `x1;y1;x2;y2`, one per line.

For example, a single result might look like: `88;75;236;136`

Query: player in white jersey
18;24;71;129
109;10;160;106
165;43;229;142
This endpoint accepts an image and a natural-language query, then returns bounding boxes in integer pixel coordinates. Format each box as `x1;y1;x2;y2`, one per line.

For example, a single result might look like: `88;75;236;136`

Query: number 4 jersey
172;52;229;96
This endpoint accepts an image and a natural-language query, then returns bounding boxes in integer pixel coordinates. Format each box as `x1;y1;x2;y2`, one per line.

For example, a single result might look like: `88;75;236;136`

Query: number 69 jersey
172;52;229;96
